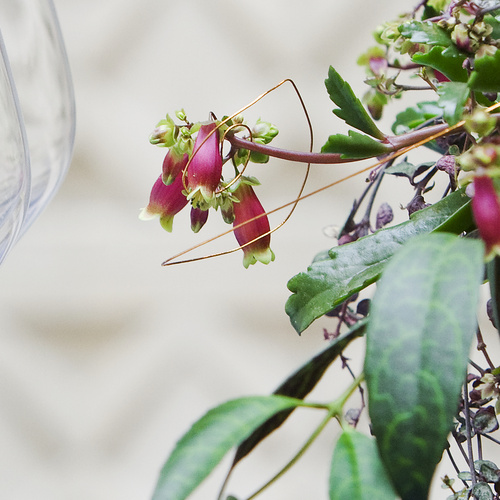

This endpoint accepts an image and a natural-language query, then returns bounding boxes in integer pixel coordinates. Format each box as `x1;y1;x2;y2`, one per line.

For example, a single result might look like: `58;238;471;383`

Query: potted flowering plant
141;1;500;498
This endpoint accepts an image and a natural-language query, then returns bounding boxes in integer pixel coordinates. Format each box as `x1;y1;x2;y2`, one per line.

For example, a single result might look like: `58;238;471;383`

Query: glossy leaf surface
437;81;470;125
365;233;484;499
468;49;500;93
329;430;396;500
321;130;391;159
413;46;467;82
286;189;472;334
399;20;453;46
152;396;301;500
391;101;442;135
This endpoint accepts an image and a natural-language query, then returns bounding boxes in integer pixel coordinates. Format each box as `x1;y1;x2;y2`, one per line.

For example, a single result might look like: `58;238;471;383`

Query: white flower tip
138;207;157;221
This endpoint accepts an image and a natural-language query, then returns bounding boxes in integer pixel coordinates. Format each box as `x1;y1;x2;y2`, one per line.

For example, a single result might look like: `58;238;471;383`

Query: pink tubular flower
186;122;223;209
162;150;189;186
472;173;500;257
232;179;275;268
139;173;188;232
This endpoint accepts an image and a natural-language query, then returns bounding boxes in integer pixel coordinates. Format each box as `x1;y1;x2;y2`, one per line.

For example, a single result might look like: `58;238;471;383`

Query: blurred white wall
2;1;491;499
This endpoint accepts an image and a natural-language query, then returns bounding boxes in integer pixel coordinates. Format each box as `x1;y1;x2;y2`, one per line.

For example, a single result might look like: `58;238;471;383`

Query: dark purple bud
436;155;457;176
344;408;362;427
406;195;429;216
375;202;393;230
487;299;498;329
356;299;370;317
190;207;209;233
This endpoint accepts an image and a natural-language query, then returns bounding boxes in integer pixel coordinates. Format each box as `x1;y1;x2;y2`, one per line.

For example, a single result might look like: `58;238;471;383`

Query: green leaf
321;130;392;159
475;460;500;482
485;15;500;39
286;189;472;334
233;320;366;465
364;233;484;500
151;396;301;500
413;46;468;82
471;482;494;500
385;161;434;182
325;66;385;139
399;20;453;47
468;49;500;92
437;82;470;125
329;429;397;500
391;101;443;135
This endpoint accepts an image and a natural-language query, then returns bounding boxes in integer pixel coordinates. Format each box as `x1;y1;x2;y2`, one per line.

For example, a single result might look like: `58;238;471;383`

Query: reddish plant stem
225;122;455;165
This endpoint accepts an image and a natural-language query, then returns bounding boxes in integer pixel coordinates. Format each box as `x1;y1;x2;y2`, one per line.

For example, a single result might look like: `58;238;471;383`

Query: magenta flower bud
162;150;189;186
190;207;209;233
139;173;188;232
368;56;387;77
232;179;275;268
187;122;223;209
472;174;500;257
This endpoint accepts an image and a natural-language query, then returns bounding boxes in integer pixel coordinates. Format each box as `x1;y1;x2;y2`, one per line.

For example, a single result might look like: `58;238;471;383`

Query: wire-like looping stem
163;78;314;266
217;122;253;194
163;92;500;266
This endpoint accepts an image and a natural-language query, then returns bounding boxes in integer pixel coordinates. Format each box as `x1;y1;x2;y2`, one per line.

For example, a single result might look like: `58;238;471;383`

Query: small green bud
457;144;500;171
233;114;244;125
464;109;497;137
175;109;187;121
363;89;388;120
472;21;493;39
437;17;457;30
377;21;401;44
149;114;176;147
233;142;269;165
232;148;250;167
476;44;497;59
249;150;270;164
252;119;278;144
172;126;194;155
218;194;235;224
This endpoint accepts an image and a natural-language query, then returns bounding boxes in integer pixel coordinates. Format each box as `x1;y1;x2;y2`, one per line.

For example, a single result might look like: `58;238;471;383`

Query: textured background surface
0;1;496;499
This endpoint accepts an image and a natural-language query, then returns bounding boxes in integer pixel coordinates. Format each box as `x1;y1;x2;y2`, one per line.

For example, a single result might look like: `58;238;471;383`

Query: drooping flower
232;177;275;268
471;173;500;258
139;173;188;232
186;122;223;210
162;150;189;186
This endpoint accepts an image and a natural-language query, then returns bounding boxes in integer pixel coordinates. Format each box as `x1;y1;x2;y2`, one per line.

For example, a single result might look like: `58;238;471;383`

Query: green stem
245;407;335;500
244;373;364;500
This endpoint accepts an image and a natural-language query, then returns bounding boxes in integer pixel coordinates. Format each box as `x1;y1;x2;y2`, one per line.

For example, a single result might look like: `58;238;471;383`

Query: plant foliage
145;1;500;499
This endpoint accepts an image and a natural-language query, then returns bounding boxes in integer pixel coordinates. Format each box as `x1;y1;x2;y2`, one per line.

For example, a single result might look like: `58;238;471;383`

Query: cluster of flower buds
357;0;500;121
140;111;279;267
